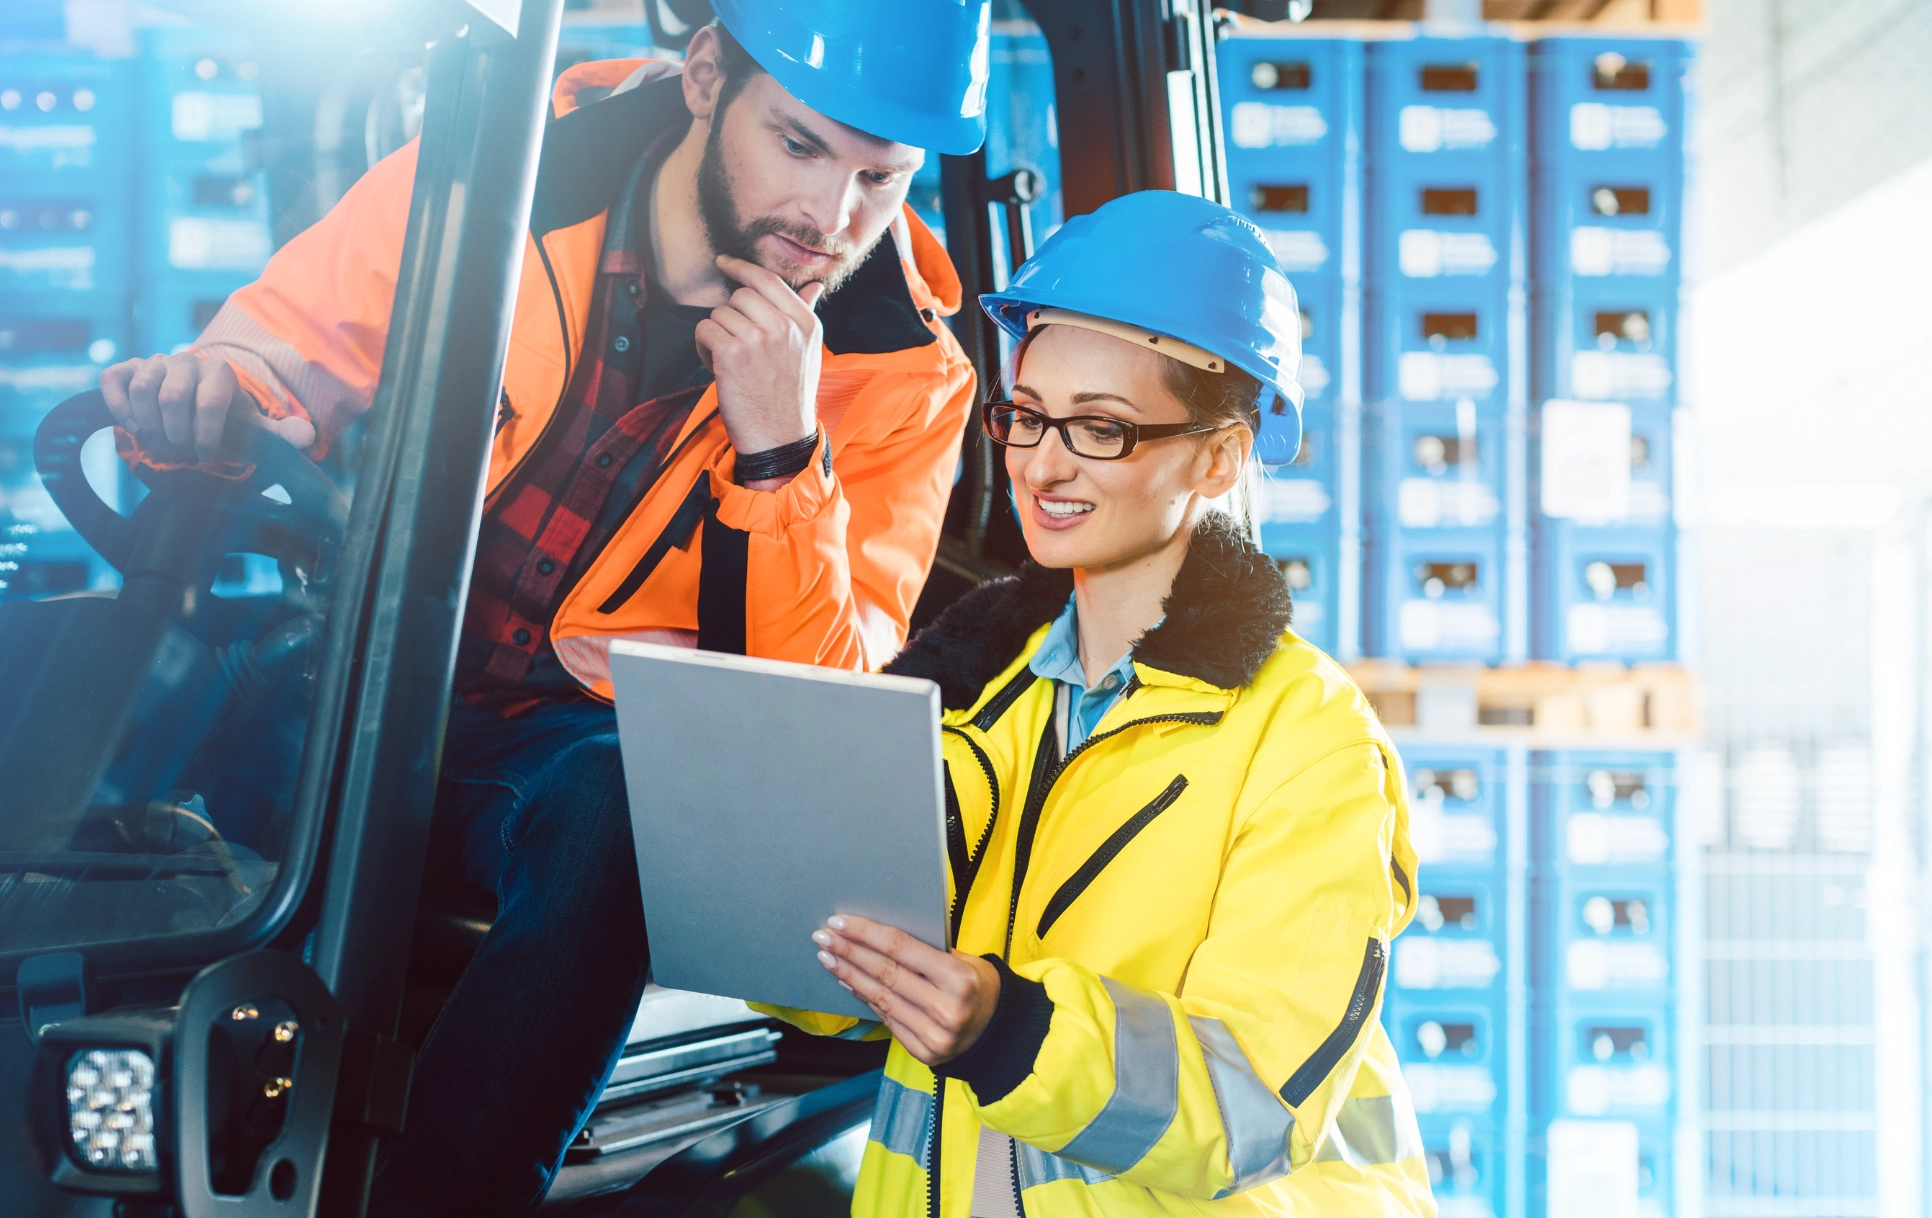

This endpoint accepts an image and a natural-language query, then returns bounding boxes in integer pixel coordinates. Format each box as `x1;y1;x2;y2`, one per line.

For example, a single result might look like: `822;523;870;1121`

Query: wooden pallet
1345;660;1702;746
1223;2;1706;34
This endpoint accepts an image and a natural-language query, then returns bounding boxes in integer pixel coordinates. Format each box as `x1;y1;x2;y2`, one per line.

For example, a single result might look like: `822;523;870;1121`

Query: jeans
367;698;651;1218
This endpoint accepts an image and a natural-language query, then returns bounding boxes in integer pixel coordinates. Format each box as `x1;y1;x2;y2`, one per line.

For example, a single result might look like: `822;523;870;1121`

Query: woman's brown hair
1003;324;1265;433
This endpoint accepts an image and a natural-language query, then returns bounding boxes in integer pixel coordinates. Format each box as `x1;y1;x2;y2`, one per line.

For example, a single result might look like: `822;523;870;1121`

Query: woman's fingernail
817;950;837;969
827;916;847;930
811;930;831;947
838;981;853;992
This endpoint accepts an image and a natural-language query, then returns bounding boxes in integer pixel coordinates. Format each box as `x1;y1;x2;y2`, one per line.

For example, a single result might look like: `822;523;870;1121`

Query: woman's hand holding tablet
812;915;1002;1065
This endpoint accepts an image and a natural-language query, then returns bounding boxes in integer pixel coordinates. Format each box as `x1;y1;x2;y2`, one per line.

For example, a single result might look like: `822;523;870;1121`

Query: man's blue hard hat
980;190;1306;462
710;0;992;155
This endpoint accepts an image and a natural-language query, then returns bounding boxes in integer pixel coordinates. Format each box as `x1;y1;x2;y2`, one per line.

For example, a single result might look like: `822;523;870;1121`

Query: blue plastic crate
1255;401;1339;653
1532;750;1675;877
1260;530;1337;655
1384;996;1506;1120
1;309;124;424
1364;525;1506;662
1401;745;1508;870
1419;1117;1506;1218
1394;875;1507;994
133;165;272;284
135;27;265;173
0;52;133;187
1538;1003;1676;1121
1533;521;1676;662
0;199;132;304
1547;880;1672;999
1553;285;1676;404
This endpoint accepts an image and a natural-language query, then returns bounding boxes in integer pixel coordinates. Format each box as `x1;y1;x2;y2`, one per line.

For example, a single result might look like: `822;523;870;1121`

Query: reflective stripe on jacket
760;515;1435;1216
173;59;975;686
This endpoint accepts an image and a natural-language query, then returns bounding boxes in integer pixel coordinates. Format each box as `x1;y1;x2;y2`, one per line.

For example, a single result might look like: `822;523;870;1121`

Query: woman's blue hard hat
980;190;1306;462
710;0;992;156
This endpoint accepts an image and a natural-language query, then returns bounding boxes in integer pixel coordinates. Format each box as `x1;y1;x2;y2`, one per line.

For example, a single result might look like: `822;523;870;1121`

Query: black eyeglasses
982;400;1215;461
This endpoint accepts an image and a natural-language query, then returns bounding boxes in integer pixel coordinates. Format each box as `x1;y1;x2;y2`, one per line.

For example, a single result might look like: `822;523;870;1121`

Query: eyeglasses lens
1068;418;1128;458
990;406;1129;459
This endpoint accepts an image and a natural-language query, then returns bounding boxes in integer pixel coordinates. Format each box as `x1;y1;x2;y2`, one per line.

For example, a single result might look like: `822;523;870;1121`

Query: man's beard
696;115;877;297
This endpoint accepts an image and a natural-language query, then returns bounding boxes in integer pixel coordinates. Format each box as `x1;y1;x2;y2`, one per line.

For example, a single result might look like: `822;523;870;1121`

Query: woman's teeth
1038;498;1095;518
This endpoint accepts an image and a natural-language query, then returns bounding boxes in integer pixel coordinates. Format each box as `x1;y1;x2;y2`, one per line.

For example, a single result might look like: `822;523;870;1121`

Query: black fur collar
886;514;1293;710
529;75;933;356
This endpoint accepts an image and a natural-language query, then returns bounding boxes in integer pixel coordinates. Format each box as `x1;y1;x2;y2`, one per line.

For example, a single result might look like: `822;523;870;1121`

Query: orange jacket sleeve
706;345;977;670
191;140;420;455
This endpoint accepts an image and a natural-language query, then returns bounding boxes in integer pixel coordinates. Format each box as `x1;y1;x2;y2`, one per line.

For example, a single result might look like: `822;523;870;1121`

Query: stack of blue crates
1218;25;1694;1216
1383;745;1519;1218
132;27;272;357
1529;39;1690;663
1362;36;1527;665
1530;750;1680;1218
1216;35;1362;658
0;48;133;597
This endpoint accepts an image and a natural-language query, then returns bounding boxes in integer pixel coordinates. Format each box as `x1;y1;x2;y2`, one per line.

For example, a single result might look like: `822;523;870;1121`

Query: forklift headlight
32;1009;174;1197
65;1049;159;1173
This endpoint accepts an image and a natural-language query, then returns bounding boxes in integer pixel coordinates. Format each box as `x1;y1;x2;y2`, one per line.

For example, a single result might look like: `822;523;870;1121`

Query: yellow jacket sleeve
746;1003;891;1042
942;741;1409;1199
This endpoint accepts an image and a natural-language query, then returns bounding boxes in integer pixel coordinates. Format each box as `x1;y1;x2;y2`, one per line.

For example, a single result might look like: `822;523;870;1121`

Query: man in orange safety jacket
98;6;991;1214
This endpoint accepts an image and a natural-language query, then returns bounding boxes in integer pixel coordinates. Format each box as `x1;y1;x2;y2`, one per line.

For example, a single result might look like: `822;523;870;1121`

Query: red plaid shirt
456;145;711;716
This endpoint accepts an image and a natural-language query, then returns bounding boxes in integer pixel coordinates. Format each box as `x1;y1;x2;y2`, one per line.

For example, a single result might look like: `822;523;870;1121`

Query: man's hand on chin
695;253;826;491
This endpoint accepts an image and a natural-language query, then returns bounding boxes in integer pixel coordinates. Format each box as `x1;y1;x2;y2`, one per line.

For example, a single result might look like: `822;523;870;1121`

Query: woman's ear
1196;424;1253;499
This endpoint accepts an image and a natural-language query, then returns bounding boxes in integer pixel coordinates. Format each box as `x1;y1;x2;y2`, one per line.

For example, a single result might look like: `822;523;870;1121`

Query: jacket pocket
596;473;714;615
1278;936;1387;1108
1035;774;1188;939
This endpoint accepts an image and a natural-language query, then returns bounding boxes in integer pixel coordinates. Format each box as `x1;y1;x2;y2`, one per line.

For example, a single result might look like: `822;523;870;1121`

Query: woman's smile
1031;492;1096;530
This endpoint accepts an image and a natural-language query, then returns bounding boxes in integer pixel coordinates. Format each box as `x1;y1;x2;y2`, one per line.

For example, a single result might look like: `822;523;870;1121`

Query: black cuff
934;955;1054;1106
734;430;820;485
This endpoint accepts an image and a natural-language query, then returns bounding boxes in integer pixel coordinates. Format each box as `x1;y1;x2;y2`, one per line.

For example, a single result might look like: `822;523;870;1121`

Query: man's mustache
742;217;857;262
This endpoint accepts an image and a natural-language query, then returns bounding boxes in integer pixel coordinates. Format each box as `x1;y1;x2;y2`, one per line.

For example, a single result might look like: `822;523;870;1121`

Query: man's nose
797;172;863;239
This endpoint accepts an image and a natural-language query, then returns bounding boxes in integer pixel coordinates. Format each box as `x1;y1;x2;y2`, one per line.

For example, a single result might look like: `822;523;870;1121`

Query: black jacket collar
886;514;1294;710
528;74;934;357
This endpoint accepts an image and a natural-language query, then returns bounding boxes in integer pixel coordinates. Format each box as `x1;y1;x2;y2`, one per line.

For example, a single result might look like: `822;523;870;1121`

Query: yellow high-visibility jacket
759;515;1434;1216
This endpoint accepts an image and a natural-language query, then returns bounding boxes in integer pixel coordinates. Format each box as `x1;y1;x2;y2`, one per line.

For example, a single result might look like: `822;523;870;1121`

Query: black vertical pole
304;0;563;1211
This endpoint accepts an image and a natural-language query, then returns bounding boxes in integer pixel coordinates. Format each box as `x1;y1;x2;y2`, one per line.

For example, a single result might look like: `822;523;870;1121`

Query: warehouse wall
1695;0;1932;276
1688;4;1932;1215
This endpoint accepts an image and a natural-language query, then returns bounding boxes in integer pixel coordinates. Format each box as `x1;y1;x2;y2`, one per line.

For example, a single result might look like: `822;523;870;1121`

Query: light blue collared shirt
1028;596;1138;753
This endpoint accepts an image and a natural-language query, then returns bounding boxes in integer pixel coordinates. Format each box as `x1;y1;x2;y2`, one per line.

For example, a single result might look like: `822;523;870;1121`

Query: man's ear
681;25;726;124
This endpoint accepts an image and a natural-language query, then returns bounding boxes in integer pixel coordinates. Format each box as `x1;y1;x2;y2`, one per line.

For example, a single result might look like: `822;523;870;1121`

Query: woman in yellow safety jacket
760;191;1435;1217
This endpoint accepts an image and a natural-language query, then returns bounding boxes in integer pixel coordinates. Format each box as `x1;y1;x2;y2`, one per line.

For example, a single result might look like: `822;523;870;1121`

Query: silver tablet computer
609;641;950;1021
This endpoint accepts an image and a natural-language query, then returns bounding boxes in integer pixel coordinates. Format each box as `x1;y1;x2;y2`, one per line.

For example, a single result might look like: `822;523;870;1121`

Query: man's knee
507;733;635;879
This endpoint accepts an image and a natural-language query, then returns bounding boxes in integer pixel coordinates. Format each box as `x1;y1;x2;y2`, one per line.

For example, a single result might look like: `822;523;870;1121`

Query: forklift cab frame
0;1;1231;1213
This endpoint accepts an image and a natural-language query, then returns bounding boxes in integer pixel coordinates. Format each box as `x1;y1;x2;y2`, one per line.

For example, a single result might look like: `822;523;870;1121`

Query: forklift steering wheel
33;389;349;580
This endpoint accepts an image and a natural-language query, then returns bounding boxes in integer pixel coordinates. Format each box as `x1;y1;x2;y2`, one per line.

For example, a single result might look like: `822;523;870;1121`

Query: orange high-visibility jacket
187;60;975;691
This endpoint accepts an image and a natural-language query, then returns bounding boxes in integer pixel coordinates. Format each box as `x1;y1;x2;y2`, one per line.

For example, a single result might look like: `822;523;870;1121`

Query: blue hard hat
710;0;992;155
980;190;1306;461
